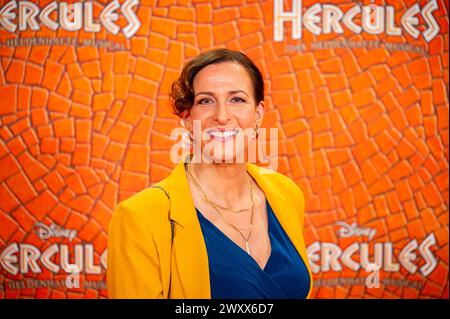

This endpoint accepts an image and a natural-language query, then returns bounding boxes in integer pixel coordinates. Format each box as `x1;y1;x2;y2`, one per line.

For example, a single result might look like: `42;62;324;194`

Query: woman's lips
206;129;239;142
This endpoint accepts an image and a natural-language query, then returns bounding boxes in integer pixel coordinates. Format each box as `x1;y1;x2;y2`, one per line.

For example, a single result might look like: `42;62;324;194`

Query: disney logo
336;221;376;241
33;222;77;242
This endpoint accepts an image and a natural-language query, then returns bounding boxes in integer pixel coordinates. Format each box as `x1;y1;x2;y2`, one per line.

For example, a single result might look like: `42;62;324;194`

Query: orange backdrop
0;0;448;298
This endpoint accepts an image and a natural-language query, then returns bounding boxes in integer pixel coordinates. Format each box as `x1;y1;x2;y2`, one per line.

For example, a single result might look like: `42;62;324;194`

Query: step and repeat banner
0;0;448;299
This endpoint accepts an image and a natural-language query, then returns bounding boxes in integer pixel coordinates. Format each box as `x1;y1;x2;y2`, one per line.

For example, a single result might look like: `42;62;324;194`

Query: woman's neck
188;160;250;205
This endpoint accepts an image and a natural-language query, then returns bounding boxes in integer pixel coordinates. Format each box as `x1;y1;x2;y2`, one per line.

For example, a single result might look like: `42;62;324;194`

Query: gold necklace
187;163;255;231
187;163;254;215
187;163;255;255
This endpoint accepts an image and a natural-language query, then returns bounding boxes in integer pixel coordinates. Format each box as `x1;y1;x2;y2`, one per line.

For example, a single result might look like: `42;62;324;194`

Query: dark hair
169;48;264;117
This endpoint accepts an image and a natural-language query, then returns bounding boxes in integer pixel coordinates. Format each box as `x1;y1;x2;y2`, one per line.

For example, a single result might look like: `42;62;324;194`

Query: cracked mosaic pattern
0;0;448;298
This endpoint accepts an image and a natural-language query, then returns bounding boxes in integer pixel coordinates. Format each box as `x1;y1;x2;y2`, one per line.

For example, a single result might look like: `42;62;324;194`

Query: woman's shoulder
112;178;171;223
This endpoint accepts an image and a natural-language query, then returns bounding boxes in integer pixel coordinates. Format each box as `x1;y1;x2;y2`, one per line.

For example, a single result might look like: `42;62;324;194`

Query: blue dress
196;199;311;299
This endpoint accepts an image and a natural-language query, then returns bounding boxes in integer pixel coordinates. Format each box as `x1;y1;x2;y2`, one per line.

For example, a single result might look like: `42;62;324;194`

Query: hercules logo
0;0;141;38
274;0;440;43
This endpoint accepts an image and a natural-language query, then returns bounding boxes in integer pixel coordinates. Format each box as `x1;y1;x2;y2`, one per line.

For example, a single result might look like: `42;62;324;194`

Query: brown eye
231;96;246;103
198;97;214;105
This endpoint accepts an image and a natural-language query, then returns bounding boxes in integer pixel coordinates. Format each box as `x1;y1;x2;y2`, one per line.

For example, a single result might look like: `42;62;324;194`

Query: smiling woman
106;48;313;299
170;49;267;165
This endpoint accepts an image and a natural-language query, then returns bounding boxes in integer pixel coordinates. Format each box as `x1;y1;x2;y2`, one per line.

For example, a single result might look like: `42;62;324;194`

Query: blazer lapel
167;158;211;298
245;164;309;270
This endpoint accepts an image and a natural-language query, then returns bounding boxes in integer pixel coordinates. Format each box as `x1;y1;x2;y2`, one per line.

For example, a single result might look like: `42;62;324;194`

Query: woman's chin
201;149;246;164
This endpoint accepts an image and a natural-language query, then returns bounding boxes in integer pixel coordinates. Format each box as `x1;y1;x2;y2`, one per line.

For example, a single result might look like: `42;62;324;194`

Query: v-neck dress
196;199;311;299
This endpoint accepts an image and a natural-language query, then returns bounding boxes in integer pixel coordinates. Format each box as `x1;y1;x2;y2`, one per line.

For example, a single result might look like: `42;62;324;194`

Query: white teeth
209;130;237;138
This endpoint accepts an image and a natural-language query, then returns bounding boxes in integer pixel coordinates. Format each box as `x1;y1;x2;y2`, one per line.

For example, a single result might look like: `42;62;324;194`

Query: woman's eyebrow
195;91;214;97
194;90;249;97
229;90;249;97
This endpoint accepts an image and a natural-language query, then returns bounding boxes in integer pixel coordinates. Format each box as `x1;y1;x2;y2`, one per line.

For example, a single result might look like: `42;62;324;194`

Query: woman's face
183;61;264;163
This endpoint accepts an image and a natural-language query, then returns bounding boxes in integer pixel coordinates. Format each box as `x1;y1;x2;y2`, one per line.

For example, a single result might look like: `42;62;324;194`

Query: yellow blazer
107;157;313;299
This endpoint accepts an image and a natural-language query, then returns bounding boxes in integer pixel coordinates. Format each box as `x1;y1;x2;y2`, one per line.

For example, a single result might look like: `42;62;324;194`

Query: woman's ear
181;110;192;130
256;101;265;126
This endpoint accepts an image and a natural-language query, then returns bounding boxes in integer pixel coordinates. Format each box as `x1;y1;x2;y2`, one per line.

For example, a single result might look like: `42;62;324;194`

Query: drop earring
253;123;259;139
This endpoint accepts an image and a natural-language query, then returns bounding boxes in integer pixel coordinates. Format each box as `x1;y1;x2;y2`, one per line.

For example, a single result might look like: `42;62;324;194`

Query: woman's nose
215;102;230;124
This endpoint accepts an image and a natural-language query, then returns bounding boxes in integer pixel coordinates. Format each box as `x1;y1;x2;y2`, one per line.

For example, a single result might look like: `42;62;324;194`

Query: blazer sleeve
107;202;164;298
